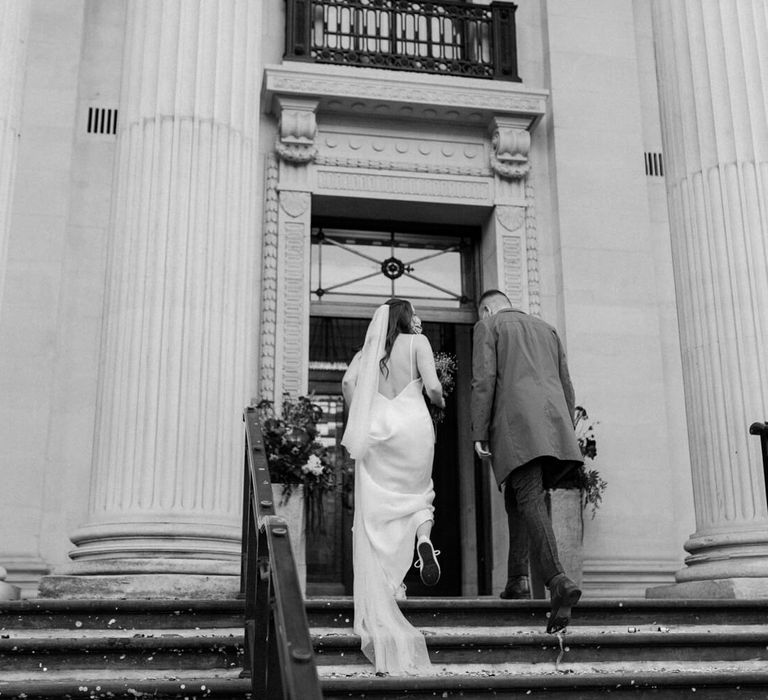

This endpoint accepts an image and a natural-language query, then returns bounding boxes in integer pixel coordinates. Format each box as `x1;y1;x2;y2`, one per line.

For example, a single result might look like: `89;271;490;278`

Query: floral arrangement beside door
256;395;335;529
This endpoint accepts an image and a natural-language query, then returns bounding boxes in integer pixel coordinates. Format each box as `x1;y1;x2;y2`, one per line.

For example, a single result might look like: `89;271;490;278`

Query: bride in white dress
341;299;445;676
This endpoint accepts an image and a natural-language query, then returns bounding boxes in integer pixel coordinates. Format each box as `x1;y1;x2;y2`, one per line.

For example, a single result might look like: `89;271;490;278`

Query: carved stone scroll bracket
490;121;531;180
274;96;319;164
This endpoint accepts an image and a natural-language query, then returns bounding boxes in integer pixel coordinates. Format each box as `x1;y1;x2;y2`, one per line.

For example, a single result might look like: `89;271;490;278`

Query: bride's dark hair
380;298;413;377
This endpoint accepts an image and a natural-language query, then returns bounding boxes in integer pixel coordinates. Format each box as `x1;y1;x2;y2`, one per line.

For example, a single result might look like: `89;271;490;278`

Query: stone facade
1;0;763;600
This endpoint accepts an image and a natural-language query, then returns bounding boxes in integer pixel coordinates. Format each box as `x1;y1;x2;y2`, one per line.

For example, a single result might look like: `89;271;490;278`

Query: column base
38;573;240;600
0;581;21;601
646;577;768;599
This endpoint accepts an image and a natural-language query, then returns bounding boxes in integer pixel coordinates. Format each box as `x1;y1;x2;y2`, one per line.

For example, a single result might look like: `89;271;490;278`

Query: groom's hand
474;441;491;459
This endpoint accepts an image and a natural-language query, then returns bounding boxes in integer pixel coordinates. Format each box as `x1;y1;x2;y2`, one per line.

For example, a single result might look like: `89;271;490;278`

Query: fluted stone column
0;0;30;597
649;0;768;597
0;0;30;309
40;1;261;598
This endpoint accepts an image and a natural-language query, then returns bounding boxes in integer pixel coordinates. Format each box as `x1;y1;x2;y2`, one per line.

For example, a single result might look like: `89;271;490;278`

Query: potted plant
549;406;607;586
256;395;336;592
572;406;608;519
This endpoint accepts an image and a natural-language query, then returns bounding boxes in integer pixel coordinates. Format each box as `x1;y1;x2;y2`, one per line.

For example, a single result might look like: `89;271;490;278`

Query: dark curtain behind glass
310;317;456;364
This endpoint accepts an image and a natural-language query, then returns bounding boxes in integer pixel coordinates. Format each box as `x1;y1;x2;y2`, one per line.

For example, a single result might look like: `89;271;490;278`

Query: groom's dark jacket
470;308;582;489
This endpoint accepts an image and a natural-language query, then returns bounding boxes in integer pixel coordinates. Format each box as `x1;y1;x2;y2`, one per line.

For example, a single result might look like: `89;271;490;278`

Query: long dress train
353;377;435;675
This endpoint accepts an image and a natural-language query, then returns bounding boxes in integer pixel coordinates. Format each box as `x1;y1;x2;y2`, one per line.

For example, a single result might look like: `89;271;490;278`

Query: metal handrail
285;0;521;82
240;406;323;699
749;421;768;509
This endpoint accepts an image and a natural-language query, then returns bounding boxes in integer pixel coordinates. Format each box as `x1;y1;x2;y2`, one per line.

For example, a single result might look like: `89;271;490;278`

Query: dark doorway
307;316;466;596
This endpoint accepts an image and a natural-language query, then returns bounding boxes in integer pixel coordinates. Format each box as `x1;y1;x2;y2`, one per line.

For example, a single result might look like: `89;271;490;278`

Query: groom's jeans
503;457;563;586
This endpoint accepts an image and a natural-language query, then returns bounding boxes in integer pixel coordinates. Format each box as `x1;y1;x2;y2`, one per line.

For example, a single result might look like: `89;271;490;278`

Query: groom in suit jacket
470;289;583;633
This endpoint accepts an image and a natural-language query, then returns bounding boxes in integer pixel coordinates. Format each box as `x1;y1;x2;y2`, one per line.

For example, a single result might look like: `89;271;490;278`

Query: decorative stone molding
272;192;312;401
501;233;524;308
524;179;541;317
317;130;491;176
315;154;491;178
265;63;547;125
316;169;491;203
279;221;310;397
259;155;279;400
279;190;310;218
490;120;530;180
275;96;318;164
495;205;525;232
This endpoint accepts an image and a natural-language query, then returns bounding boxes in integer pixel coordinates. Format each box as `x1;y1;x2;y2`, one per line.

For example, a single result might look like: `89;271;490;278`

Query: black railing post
749;422;768;507
242;407;322;699
285;0;313;60
490;1;521;82
252;528;272;695
239;414;253;600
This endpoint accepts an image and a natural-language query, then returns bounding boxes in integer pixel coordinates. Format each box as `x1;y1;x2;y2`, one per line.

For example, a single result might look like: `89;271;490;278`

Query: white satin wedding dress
352;336;435;675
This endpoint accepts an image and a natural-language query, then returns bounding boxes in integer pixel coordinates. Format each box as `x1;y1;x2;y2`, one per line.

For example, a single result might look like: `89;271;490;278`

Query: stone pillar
649;0;768;597
0;566;20;601
259;98;317;404
0;0;30;596
0;0;30;308
40;0;261;598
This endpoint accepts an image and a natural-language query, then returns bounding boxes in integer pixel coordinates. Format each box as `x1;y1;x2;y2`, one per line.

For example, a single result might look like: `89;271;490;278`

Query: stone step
313;624;768;666
0;628;242;673
2;662;768;699
320;660;768;699
0;599;243;631
307;596;768;629
2;598;768;698
3;597;767;632
3;623;767;674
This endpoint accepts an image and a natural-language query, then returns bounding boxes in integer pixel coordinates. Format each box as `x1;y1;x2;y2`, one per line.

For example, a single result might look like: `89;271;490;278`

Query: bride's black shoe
415;540;441;586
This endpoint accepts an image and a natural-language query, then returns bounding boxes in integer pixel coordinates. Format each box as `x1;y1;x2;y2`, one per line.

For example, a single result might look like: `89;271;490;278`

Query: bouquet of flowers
428;351;457;425
573;405;607;518
256;395;335;529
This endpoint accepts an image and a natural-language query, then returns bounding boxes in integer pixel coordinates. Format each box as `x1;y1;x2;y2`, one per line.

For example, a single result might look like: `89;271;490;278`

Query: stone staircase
2;597;768;698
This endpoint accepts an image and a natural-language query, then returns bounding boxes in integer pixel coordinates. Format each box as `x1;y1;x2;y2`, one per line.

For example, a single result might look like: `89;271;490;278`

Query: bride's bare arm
415;336;445;408
341;351;362;405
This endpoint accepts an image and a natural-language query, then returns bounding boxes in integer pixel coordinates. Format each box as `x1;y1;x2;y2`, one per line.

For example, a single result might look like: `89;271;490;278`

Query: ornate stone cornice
264;62;547;126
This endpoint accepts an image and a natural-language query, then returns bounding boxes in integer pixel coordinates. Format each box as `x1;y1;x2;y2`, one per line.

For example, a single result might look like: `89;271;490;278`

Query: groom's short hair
477;289;511;307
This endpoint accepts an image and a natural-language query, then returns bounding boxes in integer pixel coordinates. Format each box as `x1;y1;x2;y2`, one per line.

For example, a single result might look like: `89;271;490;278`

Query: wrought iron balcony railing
286;0;521;82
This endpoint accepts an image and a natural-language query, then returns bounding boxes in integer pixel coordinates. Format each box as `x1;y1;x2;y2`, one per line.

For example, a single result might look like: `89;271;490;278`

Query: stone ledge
646;577;768;600
38;574;240;600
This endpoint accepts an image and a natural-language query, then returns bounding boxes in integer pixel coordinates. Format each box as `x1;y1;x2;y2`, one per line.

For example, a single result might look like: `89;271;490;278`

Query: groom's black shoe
415;540;441;586
500;575;531;600
546;573;581;634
